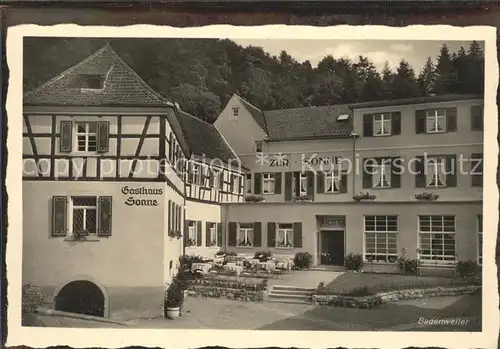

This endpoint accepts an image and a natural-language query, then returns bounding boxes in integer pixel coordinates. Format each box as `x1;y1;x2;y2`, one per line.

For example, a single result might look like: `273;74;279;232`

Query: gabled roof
235;95;267;133
24;44;171;107
233;93;483;142
263;104;353;141
176;110;241;164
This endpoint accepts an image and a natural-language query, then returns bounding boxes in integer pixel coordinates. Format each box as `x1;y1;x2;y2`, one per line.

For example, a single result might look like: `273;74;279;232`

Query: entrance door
320;230;345;265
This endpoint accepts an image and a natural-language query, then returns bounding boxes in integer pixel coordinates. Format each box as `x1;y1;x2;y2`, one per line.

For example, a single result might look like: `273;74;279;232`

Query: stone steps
267;285;316;304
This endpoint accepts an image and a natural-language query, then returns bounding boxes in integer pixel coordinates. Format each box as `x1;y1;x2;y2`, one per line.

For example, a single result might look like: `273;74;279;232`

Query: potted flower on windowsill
72;229;88;241
414;192;440;201
188;239;196;246
245;195;265;203
352;192;377;202
293;195;312;203
165;280;183;319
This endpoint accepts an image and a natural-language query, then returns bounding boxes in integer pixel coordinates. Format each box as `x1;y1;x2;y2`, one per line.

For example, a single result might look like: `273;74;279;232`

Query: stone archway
54;279;109;318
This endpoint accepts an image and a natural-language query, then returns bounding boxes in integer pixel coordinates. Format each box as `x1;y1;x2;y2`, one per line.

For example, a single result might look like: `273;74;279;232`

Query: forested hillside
23;38;484;123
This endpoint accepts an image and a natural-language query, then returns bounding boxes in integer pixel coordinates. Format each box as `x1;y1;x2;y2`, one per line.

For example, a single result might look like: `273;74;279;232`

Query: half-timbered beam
129;116;152;178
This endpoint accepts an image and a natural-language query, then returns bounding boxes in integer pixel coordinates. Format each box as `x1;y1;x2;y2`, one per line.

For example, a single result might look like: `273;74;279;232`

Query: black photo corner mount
0;1;498;348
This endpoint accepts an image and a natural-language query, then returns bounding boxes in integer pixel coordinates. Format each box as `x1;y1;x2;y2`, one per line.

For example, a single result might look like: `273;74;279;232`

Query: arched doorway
54;280;106;317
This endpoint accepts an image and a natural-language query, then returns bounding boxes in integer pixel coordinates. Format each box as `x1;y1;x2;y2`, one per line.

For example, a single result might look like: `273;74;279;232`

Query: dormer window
73;74;105;90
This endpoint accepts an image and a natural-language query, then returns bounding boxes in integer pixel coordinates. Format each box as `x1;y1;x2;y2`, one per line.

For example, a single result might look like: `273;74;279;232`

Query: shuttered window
237;223;254;247
51;195;112;238
416;108;456;134
60;120;109;153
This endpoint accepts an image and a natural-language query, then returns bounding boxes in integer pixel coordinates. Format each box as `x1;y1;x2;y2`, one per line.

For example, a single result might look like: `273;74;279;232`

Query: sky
232;39;484;73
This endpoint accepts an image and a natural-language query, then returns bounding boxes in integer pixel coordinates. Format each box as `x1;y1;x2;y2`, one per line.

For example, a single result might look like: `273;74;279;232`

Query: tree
417;57;437;96
392;59;420;98
434;44;458;94
24;38;485;122
380;62;395;99
354;56;383;101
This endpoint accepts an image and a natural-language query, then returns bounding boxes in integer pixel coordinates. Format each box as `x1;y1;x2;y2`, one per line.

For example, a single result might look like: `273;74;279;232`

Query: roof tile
263;104;353;141
24;44;170;107
177;110;239;164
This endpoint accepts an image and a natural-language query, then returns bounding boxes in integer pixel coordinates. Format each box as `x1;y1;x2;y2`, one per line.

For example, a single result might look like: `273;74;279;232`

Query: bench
417;261;457;277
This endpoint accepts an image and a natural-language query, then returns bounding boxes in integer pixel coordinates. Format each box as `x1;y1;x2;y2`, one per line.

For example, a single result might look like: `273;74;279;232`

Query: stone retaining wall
312;285;481;309
187;285;266;302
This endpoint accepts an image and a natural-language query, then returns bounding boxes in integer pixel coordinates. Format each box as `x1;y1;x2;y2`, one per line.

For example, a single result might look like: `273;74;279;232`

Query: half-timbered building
22;44;244;319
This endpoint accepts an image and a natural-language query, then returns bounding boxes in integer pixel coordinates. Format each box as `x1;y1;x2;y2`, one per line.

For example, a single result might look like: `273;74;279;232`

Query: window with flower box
418;215;456;263
71;197;97;236
477;214;483;265
51;196;112;239
363;215;398;263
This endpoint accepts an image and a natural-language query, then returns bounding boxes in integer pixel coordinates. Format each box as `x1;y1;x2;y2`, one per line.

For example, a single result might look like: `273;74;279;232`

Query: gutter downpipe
351;131;360;195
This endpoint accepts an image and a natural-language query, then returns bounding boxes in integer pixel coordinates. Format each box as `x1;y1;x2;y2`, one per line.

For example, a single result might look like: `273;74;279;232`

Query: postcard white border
6;24;500;349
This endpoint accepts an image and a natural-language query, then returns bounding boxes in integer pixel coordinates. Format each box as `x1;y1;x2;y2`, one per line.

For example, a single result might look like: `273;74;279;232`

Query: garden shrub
293;252;312;269
398;258;419;275
189;275;268;292
254;251;272;262
344;253;363;271
457;260;479;277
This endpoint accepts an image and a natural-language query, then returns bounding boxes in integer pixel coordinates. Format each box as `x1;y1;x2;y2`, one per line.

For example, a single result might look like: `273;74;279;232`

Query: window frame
363;215;399;263
425;109;447;134
372;160;392;189
74;121;98;153
417;215;456;263
324;169;341;193
275;223;294;249
232;107;239;117
187;221;197;246
192;164;202;186
426;156;447;188
262;173;275;195
237;223;254;248
255;141;263;153
208;222;218;247
246;174;252;194
373;113;392;136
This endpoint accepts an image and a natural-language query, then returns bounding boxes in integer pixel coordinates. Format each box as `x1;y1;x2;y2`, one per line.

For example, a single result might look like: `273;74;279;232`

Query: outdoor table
257;261;276;273
191;263;212;274
249;258;260;266
224;264;243;276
